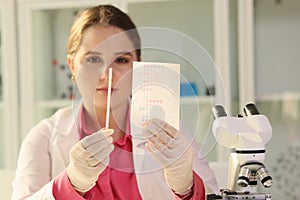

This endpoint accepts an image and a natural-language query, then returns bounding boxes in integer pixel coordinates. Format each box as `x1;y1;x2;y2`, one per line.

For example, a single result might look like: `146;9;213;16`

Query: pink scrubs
53;107;205;200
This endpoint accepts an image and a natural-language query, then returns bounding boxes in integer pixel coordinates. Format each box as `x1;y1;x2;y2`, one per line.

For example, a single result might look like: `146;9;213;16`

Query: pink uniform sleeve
173;172;205;200
53;170;87;200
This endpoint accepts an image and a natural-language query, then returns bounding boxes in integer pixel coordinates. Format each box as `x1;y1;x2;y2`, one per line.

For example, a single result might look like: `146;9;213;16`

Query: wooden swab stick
105;68;113;129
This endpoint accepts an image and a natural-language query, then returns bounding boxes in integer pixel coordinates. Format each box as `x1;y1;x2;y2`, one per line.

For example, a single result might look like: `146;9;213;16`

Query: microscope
207;103;273;200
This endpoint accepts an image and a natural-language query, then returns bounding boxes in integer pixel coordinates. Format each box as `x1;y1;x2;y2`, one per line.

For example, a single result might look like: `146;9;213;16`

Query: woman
12;5;217;200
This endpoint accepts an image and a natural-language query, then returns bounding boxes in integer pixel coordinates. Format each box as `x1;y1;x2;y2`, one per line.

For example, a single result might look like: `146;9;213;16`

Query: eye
115;57;129;63
86;55;103;63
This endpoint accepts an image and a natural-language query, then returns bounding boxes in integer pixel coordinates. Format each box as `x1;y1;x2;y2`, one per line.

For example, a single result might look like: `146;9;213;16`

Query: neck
86;102;128;141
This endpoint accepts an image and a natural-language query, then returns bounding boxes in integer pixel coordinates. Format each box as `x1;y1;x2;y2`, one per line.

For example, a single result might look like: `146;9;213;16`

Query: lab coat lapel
131;141;174;199
131;127;174;199
49;106;81;177
51;125;79;177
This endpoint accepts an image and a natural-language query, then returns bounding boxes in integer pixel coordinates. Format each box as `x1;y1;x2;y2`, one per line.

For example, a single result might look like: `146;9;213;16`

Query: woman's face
69;25;138;113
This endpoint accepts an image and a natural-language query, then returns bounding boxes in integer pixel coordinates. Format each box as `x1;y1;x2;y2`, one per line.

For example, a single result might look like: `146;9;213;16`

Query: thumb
99;128;114;138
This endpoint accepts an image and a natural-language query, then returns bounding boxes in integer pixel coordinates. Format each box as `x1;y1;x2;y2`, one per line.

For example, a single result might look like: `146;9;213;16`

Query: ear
67;55;76;74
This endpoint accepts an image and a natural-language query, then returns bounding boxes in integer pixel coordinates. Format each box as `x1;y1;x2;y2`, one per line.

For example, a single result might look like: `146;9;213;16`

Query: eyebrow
83;51;134;57
83;51;102;56
115;51;134;56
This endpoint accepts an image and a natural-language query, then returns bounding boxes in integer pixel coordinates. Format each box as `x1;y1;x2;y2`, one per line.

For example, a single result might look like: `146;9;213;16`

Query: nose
100;65;114;81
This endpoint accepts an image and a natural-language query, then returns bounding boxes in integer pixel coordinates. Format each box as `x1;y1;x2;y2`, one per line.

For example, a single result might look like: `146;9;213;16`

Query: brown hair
67;5;141;59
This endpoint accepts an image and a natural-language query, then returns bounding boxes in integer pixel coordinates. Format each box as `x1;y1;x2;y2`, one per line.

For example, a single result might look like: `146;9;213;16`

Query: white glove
143;119;194;194
67;128;114;192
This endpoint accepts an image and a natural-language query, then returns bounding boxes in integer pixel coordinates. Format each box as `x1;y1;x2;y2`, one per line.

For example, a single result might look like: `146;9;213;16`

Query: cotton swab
105;68;113;129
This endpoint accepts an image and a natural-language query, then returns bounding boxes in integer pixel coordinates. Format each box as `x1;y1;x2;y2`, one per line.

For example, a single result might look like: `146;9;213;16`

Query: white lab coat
12;106;219;200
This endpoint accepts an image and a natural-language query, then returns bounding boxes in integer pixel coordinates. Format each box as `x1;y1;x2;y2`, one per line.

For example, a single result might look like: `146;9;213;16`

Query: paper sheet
131;61;180;130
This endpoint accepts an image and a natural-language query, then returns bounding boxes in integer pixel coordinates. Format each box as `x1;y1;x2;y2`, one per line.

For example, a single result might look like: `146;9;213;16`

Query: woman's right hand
67;128;114;193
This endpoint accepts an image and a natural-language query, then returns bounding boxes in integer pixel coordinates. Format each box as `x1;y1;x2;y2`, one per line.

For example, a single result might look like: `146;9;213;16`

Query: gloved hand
143;118;194;194
67;128;114;193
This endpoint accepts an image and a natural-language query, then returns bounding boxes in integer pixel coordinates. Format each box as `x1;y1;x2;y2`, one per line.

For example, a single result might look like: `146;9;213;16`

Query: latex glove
67;128;114;192
143;118;193;194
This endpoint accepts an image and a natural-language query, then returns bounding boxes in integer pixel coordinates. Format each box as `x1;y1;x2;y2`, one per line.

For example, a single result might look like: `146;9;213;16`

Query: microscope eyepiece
212;105;227;119
243;103;260;116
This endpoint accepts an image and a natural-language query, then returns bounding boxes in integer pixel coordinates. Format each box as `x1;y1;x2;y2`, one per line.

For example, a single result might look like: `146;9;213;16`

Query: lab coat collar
52;100;82;137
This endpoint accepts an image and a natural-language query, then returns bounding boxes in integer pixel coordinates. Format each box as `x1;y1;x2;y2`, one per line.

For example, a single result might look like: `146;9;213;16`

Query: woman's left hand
143;118;194;195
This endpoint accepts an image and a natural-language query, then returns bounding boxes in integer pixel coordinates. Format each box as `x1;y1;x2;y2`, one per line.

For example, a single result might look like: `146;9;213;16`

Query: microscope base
207;192;272;200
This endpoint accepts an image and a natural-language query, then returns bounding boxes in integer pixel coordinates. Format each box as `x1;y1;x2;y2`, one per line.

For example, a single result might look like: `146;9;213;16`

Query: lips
96;87;116;93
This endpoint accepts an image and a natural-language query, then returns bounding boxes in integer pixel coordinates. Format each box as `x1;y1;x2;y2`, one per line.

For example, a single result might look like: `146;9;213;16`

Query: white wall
128;0;215;96
254;1;300;199
255;0;300;97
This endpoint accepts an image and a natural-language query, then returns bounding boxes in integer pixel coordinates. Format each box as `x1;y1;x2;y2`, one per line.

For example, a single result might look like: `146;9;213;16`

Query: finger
167;136;185;149
144;121;163;136
81;133;106;148
150;133;180;150
149;135;189;158
81;129;114;148
93;144;114;163
86;157;101;167
100;128;115;137
145;141;158;152
85;136;113;155
148;136;165;150
164;142;190;158
151;118;178;138
149;136;176;157
148;137;181;158
80;153;111;168
157;131;172;145
70;144;101;167
98;156;110;168
145;143;172;168
141;127;155;140
71;143;93;161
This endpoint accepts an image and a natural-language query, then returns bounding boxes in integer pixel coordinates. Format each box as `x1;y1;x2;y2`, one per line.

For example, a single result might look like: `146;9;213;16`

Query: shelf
37;96;214;109
37;99;72;109
256;92;300;102
180;96;214;105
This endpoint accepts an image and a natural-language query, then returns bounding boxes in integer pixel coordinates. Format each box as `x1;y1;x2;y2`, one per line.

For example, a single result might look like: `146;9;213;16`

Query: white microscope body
210;103;272;200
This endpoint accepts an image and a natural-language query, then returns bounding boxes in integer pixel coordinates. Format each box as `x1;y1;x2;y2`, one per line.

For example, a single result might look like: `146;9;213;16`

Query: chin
93;96;108;110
